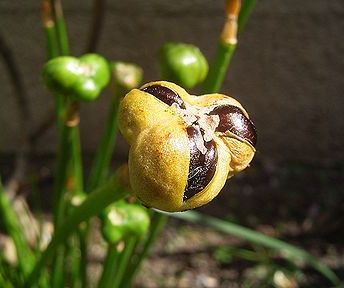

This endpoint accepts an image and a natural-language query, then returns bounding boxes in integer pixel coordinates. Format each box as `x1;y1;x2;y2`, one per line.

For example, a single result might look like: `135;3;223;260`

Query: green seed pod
118;81;257;212
159;42;208;89
110;61;143;96
43;54;110;101
101;201;150;244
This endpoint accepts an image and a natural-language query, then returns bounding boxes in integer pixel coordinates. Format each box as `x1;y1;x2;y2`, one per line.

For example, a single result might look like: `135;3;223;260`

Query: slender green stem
113;236;138;287
98;244;120;288
84;96;120;288
42;1;80;286
51;246;65;288
67;231;86;288
71;126;84;192
41;2;67;285
0;180;35;277
202;42;236;94
52;99;84;287
202;0;256;94
41;0;59;59
44;26;59;59
25;175;127;286
112;238;137;288
120;213;168;288
238;0;256;33
88;97;121;192
52;0;70;55
52;102;68;226
0;257;14;288
76;225;88;288
52;100;83;228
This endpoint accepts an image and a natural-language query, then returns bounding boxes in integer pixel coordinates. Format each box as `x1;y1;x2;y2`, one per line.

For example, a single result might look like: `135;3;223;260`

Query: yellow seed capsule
118;81;257;212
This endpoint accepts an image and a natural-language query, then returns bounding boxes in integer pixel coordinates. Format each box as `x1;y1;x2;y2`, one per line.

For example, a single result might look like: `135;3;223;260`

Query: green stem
87;96;121;288
73;128;84;190
52;99;84;287
52;0;70;55
44;27;59;59
202;0;256;94
98;245;120;288
112;238;137;288
202;42;236;94
77;226;88;288
114;236;138;287
0;180;35;277
42;1;77;286
68;231;86;288
41;0;59;59
52;98;69;227
25;175;127;286
88;96;121;192
120;213;168;288
238;0;256;34
51;246;65;288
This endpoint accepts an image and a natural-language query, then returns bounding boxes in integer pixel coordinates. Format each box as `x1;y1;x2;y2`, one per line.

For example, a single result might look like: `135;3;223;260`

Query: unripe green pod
159;42;208;89
110;61;143;95
101;201;150;244
43;54;110;101
118;81;257;212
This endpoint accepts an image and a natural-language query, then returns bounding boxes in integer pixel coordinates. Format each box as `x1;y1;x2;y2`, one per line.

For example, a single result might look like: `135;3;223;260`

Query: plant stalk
25;174;127;286
112;238;137;288
202;0;256;94
120;212;168;288
202;0;241;93
52;0;70;55
88;96;121;192
0;180;35;277
97;244;120;288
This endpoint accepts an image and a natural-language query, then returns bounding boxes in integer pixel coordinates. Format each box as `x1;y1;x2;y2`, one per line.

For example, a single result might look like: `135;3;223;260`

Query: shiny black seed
141;85;185;108
209;105;257;147
184;125;217;201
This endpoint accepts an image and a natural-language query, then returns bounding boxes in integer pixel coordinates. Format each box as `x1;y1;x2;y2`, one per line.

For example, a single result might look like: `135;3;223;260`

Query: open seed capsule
118;81;257;212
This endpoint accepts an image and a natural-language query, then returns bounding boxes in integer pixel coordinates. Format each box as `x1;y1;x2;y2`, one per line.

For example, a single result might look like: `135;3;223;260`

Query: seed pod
118;81;257;212
159;42;208;89
101;201;150;244
43;54;110;101
110;61;143;96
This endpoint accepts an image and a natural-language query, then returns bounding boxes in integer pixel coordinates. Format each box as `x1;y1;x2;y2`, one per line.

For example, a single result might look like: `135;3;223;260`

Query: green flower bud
159;42;208;89
110;61;143;95
43;54;110;101
101;201;150;244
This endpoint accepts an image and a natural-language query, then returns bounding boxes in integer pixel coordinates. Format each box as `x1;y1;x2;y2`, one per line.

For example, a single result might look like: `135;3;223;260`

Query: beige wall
0;0;343;165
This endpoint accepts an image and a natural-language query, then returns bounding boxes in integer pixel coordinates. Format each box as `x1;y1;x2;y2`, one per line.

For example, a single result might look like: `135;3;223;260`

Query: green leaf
170;210;341;286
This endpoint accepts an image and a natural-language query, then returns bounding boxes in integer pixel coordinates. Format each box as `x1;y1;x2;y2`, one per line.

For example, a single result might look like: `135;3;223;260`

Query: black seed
184;125;217;201
209;105;257;147
141;85;185;108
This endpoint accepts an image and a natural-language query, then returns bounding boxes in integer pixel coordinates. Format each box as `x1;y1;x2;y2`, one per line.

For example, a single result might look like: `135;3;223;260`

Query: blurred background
0;0;343;287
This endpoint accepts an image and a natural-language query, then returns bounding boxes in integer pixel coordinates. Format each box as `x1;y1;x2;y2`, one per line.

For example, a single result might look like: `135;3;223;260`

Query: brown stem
86;0;107;52
221;0;241;45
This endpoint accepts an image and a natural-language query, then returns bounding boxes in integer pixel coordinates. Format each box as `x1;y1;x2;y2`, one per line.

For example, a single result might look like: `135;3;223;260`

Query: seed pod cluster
43;54;110;101
118;81;257;212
